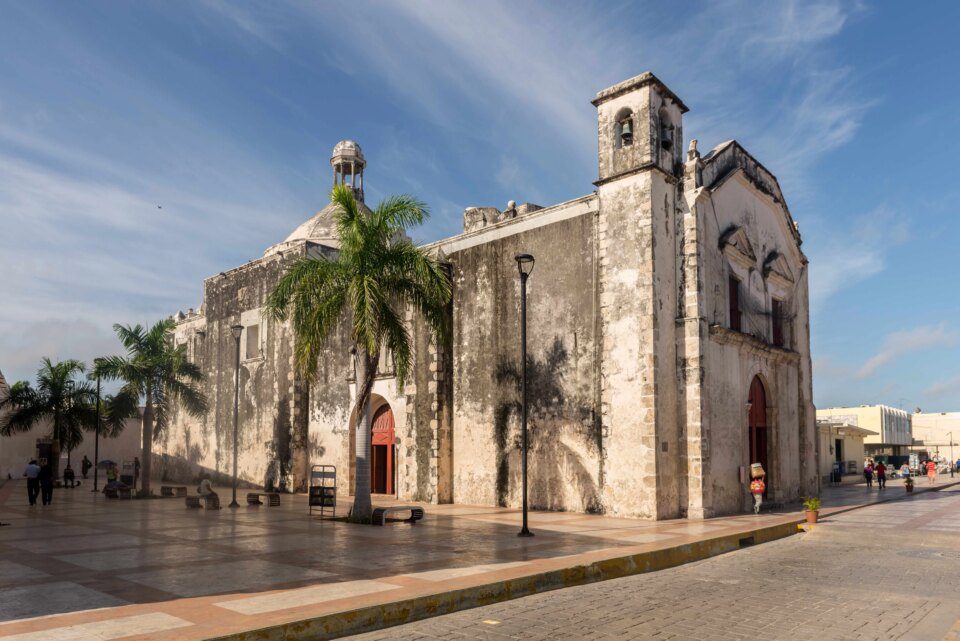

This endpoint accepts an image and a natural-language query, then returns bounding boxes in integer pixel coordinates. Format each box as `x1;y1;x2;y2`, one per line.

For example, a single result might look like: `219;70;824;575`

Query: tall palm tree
266;184;450;522
0;358;96;471
94;319;208;495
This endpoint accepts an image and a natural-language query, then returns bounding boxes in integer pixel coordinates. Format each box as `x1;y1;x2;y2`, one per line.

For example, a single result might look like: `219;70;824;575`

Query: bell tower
592;73;687;520
593;72;687;184
331;140;366;202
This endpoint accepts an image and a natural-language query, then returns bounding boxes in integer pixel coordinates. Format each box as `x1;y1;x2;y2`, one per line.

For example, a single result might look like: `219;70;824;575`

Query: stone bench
372;505;424;526
161;485;187;498
104;486;131;500
186;495;220;510
247;492;281;506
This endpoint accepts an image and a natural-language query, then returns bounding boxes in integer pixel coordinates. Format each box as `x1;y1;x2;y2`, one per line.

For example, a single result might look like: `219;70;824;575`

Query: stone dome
263;139;370;257
264;200;373;257
332;140;364;163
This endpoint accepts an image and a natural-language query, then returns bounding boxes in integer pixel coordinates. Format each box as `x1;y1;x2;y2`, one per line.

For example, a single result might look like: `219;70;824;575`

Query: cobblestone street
350;486;960;641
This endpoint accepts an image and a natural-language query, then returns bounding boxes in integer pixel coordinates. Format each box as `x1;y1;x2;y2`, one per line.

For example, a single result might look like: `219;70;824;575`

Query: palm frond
100;390;140;438
377;300;412;388
372;194;429;232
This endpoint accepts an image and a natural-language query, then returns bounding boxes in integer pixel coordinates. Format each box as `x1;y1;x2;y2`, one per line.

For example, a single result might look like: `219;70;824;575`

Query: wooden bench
246;492;281;506
372;505;424;526
185;495;220;510
161;485;187;498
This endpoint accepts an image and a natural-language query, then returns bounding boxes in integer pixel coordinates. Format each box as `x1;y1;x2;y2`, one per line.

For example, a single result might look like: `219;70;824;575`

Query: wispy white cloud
1;0;874;387
924;375;960;401
807;206;909;308
857;323;959;379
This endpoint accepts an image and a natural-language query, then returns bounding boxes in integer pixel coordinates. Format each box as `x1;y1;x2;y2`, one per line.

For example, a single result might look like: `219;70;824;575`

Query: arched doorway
370;404;395;495
748;376;769;497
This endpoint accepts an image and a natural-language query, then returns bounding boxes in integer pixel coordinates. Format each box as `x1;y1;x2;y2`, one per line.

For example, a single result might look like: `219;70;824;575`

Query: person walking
900;462;910;479
750;474;766;514
864;461;874;488
38;461;54;506
22;460;40;506
926;459;937;485
875;461;887;489
81;455;92;480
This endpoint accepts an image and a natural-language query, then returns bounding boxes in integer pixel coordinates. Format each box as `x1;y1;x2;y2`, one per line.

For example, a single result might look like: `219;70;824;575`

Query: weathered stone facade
162;72;817;518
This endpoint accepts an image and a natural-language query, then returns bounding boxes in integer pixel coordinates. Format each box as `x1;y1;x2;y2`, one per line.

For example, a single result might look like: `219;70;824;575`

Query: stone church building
162;72;816;519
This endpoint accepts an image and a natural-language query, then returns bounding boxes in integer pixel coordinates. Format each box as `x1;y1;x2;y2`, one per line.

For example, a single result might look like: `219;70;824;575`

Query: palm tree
266;184;450;522
0;358;96;472
94;319;208;495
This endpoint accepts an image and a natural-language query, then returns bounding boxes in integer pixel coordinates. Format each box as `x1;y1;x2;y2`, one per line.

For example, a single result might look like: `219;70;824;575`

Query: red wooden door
370;405;395;495
748;376;769;497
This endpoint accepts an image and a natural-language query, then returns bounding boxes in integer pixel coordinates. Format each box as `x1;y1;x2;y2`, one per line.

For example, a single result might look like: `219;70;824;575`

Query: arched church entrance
748;376;770;497
370;403;396;495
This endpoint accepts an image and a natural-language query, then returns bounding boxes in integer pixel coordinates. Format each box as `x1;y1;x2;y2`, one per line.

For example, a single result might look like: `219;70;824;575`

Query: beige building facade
162;72;817;519
816;405;911;457
911;411;960;459
816;419;875;482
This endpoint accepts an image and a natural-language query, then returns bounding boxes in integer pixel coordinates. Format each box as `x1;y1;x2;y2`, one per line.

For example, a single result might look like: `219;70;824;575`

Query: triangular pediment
763;251;794;286
719;225;757;267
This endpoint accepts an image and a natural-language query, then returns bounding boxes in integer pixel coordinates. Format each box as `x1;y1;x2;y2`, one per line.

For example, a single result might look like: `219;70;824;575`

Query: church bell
620;119;633;146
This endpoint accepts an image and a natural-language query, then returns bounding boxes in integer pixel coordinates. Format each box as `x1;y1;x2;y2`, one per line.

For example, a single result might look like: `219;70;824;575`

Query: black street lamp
515;253;535;538
949;431;955;478
229;324;243;508
92;370;102;493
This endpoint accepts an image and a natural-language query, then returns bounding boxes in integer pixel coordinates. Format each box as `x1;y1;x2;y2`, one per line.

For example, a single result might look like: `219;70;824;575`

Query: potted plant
905;476;914;493
802;496;821;524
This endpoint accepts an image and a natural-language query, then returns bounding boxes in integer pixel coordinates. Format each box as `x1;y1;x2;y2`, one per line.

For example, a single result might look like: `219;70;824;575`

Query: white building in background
816;405;911;457
911;411;960;459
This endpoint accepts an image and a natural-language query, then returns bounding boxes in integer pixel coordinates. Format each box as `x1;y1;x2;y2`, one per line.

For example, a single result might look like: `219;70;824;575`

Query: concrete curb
209;481;960;641
208;521;799;641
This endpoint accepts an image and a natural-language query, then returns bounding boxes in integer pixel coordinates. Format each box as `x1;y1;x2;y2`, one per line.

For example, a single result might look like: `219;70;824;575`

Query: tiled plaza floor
0;474;955;640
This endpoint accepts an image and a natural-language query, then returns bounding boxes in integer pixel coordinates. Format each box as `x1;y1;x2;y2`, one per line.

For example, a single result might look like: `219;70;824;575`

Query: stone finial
687;139;700;162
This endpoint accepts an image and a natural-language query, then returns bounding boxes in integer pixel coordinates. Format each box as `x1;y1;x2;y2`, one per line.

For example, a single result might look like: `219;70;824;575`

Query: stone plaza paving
352;484;960;641
0;475;956;640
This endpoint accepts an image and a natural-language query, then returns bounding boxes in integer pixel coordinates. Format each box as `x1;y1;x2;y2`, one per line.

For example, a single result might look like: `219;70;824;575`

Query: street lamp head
230;324;243;340
515;253;535;276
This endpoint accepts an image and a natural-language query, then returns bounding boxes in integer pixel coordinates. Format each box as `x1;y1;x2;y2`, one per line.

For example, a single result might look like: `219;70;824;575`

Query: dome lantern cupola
331;140;365;202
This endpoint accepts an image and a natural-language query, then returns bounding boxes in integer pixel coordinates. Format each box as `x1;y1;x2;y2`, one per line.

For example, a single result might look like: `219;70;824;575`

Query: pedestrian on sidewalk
900;462;910;479
926;459;937;485
22;460;40;506
750;475;765;514
81;455;92;480
38;461;54;506
133;456;141;490
875;461;887;489
864;462;874;488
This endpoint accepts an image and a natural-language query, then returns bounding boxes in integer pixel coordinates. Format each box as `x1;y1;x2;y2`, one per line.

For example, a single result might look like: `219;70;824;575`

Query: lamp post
92;371;102;493
948;431;955;478
515;253;535;537
229;324;243;508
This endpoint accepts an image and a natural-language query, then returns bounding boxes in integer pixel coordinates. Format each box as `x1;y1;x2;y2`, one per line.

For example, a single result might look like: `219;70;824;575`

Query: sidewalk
0;475;956;641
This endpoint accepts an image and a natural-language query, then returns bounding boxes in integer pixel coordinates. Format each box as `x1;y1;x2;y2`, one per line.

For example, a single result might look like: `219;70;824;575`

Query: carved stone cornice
708;324;799;365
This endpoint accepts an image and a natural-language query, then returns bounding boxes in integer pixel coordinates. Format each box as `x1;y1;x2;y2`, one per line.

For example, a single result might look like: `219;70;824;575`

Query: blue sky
1;1;959;411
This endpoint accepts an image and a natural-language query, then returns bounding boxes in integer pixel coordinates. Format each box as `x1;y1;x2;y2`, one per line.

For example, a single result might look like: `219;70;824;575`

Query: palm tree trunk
351;350;378;521
141;389;153;495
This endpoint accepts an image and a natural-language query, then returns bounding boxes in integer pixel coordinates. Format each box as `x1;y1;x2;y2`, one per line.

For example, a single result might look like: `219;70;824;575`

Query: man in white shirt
22;460;40;506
